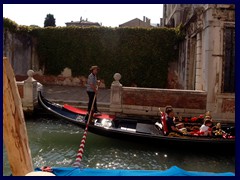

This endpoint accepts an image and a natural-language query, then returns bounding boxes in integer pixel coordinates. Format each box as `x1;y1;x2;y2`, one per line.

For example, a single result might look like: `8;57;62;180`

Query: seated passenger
165;106;184;134
200;119;213;136
212;123;224;136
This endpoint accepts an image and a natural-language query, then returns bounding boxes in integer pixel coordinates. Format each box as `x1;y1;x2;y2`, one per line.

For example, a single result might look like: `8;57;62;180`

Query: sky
3;4;163;27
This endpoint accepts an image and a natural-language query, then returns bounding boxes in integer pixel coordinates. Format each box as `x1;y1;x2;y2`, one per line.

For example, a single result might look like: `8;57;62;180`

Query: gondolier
86;65;101;116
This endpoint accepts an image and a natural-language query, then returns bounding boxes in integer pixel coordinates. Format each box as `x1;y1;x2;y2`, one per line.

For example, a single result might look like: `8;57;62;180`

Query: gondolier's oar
72;86;98;167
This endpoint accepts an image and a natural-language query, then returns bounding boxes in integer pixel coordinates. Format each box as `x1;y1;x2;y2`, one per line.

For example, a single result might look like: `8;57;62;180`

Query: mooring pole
3;57;34;176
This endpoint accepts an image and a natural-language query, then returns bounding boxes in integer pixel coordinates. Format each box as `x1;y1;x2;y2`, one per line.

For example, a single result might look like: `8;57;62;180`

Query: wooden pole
3;57;33;176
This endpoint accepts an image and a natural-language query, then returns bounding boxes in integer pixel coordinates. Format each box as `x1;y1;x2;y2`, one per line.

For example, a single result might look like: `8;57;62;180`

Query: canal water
3;117;235;176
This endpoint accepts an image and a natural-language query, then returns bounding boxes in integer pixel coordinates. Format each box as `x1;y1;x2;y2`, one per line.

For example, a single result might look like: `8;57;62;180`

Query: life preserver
161;112;169;135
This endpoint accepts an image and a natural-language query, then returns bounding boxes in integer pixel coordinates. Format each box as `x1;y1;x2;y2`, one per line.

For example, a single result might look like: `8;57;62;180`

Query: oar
86;87;98;124
72;86;98;167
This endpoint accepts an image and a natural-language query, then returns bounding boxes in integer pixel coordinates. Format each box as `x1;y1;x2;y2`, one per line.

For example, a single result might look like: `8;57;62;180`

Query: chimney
160;18;163;26
146;17;151;25
143;16;146;22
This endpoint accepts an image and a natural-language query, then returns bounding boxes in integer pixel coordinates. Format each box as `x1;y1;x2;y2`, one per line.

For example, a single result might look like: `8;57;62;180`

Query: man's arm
171;126;182;134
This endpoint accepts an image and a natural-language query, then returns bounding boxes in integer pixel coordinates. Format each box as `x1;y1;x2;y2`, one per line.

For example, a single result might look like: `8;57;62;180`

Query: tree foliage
44;14;56;27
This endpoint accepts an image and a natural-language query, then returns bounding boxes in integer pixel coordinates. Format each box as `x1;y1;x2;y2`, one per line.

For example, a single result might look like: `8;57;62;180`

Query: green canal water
3;117;235;176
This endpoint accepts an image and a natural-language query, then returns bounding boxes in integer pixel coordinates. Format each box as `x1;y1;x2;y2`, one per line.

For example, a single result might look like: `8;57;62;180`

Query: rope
72;87;98;167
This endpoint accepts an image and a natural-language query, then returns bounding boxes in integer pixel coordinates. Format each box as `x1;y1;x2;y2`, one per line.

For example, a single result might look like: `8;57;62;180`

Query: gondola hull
37;91;235;151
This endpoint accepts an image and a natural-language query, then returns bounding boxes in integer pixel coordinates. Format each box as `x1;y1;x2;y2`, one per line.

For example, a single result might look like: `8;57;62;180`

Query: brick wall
122;87;207;109
221;99;235;113
121;87;207;116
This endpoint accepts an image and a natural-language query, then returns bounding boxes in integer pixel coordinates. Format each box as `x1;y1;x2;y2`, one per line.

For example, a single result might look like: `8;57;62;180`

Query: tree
44;14;56;27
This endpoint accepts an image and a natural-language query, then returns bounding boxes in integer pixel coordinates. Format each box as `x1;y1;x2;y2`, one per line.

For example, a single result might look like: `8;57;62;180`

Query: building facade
163;4;235;120
65;17;101;27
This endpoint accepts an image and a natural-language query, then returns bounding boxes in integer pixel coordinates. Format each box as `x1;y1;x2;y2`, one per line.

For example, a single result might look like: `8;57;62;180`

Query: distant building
151;23;160;27
163;4;235;120
119;16;153;28
65;17;101;27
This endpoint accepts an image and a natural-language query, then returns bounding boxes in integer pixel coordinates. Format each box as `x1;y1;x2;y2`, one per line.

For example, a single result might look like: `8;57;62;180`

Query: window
223;26;235;93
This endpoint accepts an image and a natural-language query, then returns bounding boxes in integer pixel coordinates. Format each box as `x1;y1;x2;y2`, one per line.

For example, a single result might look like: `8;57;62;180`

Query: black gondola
37;91;235;151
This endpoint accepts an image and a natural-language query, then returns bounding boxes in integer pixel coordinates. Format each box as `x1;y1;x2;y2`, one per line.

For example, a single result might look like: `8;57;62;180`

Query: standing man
86;65;101;116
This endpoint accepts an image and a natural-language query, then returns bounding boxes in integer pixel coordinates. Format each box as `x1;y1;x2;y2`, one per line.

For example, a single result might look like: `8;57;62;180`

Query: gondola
37;91;235;150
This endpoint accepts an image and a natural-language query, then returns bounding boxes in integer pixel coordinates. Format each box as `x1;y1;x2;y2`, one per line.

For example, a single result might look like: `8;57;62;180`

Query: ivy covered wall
4;18;183;88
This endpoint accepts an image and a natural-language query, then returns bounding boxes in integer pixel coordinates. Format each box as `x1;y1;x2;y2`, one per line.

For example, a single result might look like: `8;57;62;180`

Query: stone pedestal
21;70;38;111
110;73;123;113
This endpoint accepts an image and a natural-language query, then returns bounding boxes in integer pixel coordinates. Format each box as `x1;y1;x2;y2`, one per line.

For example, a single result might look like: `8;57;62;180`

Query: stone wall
167;62;182;89
15;74;106;88
3;30;39;76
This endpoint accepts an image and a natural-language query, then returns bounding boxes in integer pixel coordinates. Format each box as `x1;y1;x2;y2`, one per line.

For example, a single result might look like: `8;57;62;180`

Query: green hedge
4;18;182;88
3;18;18;32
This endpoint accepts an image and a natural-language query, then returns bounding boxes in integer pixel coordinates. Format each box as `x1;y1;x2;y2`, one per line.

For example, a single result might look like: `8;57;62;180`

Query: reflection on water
3;117;235;176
